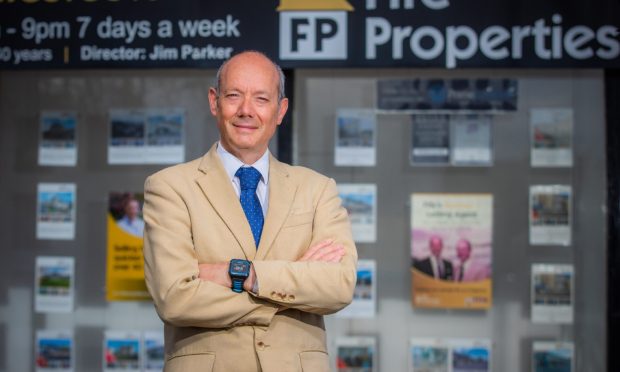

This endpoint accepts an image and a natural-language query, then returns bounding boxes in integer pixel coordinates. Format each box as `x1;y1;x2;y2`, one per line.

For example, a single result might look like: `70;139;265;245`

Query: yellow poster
106;192;150;301
411;193;493;309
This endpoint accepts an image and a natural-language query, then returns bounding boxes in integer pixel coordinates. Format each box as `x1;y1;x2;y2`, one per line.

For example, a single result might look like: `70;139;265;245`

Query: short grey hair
214;50;286;102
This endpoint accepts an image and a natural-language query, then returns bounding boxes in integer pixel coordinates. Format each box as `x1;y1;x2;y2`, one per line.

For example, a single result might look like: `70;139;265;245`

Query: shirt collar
216;141;270;185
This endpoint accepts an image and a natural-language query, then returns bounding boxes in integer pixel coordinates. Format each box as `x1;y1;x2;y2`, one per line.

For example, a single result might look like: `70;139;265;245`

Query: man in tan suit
143;50;357;371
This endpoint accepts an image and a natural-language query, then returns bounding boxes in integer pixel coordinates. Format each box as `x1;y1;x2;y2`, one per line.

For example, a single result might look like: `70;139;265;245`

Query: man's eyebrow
253;90;272;97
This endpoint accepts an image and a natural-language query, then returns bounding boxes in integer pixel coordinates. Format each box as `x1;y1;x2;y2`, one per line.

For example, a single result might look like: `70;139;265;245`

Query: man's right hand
297;239;345;263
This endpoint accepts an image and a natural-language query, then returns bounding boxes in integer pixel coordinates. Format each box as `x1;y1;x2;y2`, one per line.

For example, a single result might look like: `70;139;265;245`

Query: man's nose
237;97;254;117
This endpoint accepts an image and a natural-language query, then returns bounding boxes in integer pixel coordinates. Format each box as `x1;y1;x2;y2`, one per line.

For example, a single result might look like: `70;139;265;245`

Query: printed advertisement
36;183;76;240
529;185;572;246
336;259;376;318
335;109;376;167
35;256;75;313
410;115;450;165
106;192;150;301
531;264;574;324
38;111;77;167
532;341;573;372
335;336;377;372
451;339;491;372
338;183;377;243
36;330;74;372
378;79;518;112
411;193;493;309
409;338;491;372
409;338;450;372
450;115;493;166
108;108;185;165
143;331;165;372
530;108;573;168
103;330;141;372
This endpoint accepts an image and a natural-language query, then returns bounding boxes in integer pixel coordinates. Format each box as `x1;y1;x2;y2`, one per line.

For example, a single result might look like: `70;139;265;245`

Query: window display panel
0;70;223;371
296;69;606;371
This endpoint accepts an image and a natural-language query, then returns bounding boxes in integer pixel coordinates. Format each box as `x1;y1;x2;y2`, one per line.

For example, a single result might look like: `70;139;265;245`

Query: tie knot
236;166;261;191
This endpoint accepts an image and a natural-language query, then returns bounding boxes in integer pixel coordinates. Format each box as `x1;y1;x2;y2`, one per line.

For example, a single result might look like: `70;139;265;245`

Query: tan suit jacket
143;143;357;372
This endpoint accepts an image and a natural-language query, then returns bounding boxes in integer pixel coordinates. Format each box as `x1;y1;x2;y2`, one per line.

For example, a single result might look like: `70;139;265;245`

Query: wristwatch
229;259;251;293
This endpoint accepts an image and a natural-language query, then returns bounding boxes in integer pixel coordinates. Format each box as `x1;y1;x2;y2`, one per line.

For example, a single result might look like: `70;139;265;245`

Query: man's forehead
223;53;278;77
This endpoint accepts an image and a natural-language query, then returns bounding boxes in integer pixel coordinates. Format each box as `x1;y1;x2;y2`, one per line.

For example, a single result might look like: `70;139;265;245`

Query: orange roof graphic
277;0;354;11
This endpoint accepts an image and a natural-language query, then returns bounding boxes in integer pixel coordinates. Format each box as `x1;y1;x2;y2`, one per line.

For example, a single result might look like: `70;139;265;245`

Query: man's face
208;52;289;159
125;200;140;219
456;240;471;262
429;236;443;257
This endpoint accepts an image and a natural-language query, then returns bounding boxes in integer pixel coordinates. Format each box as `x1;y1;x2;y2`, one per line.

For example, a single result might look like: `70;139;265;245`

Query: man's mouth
233;121;257;130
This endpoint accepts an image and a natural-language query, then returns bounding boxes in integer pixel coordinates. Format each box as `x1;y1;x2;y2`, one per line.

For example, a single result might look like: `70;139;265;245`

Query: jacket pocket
283;211;314;228
165;352;215;372
299;351;329;372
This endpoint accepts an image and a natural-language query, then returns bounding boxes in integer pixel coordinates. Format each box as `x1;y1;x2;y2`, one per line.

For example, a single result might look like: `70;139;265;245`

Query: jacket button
288;294;295;301
257;341;265;349
270;291;277;299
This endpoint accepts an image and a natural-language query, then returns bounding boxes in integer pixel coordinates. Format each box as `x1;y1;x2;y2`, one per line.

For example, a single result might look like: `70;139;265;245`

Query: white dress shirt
429;255;444;279
216;141;270;216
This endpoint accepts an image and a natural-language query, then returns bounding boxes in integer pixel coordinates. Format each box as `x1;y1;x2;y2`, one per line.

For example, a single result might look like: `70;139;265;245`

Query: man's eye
257;97;269;102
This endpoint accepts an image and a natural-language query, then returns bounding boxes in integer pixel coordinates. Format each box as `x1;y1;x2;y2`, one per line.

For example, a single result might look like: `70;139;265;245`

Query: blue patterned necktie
235;166;264;248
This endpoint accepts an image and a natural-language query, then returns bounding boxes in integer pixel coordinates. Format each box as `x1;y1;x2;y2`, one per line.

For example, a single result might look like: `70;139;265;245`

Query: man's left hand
198;262;257;292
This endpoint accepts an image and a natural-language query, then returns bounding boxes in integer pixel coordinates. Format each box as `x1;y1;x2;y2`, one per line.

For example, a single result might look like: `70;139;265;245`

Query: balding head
215;51;286;103
456;239;472;262
429;235;443;257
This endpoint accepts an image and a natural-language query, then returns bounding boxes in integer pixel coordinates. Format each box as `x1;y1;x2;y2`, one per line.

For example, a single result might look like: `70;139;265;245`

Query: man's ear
276;97;289;125
208;87;219;116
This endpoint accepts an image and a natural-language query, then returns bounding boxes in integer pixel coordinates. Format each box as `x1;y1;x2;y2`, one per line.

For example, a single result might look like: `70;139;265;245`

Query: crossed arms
143;172;357;329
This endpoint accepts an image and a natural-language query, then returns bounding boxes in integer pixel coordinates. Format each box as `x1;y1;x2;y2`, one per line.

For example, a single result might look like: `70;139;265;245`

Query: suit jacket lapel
195;144;257;260
255;155;297;260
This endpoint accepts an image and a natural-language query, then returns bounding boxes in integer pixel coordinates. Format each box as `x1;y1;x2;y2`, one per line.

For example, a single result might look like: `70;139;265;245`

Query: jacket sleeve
251;177;358;315
142;174;279;329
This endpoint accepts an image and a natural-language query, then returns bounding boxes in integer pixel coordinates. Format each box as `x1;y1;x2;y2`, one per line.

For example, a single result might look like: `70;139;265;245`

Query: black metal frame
277;69;294;164
606;68;620;372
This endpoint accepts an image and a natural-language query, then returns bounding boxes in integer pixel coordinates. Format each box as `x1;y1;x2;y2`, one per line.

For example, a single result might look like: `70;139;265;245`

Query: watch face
230;259;250;275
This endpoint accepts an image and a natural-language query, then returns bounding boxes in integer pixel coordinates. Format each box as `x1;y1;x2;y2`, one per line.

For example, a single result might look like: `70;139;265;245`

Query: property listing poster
143;331;165;372
38;111;77;167
531;264;574;324
336;259;376;318
410;115;450;165
338;183;377;243
108;108;185;165
411;193;493;309
450;115;493;166
35;330;74;372
334;108;377;167
529;185;572;246
450;339;492;372
409;338;491;372
530;108;574;168
335;336;377;372
36;183;76;240
35;256;75;313
106;192;150;301
103;330;141;372
409;338;450;372
532;341;574;372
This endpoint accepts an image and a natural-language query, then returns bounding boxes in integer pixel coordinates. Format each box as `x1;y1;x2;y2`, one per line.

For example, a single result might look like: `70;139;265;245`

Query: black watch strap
231;277;244;293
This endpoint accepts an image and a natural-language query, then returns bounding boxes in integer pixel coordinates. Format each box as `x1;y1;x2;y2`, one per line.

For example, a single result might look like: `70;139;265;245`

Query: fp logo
278;0;354;60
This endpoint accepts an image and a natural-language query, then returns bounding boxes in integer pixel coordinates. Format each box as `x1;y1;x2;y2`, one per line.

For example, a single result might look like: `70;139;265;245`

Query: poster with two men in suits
411;193;493;309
